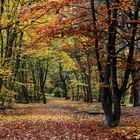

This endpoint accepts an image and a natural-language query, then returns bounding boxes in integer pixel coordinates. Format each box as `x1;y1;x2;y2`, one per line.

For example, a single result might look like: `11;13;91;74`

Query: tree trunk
75;74;80;101
31;69;38;102
101;87;114;127
131;69;140;106
63;82;68;99
40;86;46;104
59;62;68;100
0;78;3;92
98;89;101;102
21;85;30;104
71;86;75;101
39;64;48;104
113;93;122;125
86;74;93;103
19;60;30;103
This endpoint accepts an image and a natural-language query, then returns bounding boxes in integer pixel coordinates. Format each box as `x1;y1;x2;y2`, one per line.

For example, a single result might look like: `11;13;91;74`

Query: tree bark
113;93;122;125
101;87;114;126
59;62;68;99
131;69;140;106
39;63;48;104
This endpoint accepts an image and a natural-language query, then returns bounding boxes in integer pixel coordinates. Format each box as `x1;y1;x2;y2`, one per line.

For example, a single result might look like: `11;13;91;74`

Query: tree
0;0;50;106
130;47;140;106
90;0;140;126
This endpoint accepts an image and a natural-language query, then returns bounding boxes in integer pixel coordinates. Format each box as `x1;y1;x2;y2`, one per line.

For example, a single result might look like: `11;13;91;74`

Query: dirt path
0;98;139;140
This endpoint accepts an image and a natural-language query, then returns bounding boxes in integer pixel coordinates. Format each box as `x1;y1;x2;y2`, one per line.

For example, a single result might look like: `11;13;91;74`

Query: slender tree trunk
39;63;48;104
20;60;30;103
86;74;93;103
98;89;101;102
31;69;38;102
40;85;46;104
71;86;75;101
75;74;80;101
59;62;68;99
0;30;4;64
81;73;87;102
63;82;68;99
0;78;3;92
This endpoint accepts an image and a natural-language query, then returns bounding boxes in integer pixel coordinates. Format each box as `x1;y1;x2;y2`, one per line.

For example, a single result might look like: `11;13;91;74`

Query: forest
0;0;140;139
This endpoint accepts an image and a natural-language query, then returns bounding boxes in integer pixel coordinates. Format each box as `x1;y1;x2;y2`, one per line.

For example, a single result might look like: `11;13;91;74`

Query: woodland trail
0;98;139;140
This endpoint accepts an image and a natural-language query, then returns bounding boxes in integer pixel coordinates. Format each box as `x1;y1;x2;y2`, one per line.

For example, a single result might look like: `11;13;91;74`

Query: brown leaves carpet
0;98;139;140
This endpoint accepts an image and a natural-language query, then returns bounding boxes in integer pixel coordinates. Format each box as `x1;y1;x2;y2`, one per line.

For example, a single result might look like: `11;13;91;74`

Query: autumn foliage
0;0;139;139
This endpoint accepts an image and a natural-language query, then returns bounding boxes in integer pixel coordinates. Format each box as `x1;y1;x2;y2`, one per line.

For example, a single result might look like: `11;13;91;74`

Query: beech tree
89;0;140;126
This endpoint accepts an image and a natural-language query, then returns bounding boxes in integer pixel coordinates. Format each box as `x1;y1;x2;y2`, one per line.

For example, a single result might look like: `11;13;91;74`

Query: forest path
0;98;139;140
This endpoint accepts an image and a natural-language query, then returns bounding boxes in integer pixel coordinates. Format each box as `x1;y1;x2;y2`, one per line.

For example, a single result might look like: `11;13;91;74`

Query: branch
116;37;140;54
125;78;140;91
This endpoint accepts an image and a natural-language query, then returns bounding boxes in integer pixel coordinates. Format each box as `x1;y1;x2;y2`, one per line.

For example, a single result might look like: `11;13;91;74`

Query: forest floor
0;97;140;140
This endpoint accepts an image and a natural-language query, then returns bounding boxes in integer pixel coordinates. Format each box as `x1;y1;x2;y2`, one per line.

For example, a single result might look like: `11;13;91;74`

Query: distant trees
62;40;95;102
0;0;51;105
0;0;25;106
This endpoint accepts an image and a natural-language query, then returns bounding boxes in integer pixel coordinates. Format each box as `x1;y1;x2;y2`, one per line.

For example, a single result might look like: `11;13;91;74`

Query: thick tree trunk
133;88;140;107
102;88;122;126
101;87;114;127
113;93;122;125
